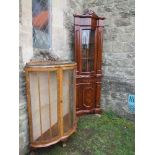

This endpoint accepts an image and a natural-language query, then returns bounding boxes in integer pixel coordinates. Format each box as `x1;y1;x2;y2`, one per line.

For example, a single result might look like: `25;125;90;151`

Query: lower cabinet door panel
76;83;95;111
76;76;102;114
82;83;95;110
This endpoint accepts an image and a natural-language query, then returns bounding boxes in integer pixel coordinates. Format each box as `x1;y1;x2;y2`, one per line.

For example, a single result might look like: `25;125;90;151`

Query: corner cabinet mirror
74;10;105;115
25;61;77;148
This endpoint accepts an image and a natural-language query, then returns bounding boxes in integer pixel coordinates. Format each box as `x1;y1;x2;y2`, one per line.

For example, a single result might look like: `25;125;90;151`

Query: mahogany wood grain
74;10;105;115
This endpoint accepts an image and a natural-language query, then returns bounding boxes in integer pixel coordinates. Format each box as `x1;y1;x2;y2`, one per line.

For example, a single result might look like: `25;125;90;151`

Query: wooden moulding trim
25;67;58;72
61;66;76;70
96;74;103;77
76;83;92;85
48;72;52;136
96;82;102;84
37;73;43;135
57;70;61;137
73;15;105;20
30;123;77;148
75;29;80;72
76;74;102;78
67;70;71;133
76;109;95;116
25;63;77;72
25;63;77;69
76;108;102;116
94;108;102;114
57;69;63;137
74;24;104;28
74;69;77;122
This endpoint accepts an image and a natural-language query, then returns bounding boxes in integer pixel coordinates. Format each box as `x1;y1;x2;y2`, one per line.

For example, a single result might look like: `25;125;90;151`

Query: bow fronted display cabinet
25;61;77;148
74;10;105;115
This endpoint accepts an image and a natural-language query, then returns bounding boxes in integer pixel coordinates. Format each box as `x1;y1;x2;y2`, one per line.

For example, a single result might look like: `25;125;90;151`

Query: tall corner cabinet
74;10;105;116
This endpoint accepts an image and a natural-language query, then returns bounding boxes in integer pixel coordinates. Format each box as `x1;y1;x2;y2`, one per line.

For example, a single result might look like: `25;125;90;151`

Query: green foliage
30;112;135;155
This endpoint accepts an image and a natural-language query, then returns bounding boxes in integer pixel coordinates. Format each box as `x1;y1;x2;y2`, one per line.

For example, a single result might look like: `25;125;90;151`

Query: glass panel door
29;71;59;142
82;30;95;72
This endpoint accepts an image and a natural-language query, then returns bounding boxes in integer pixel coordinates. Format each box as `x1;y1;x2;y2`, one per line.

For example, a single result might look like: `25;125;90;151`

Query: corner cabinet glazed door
81;29;96;74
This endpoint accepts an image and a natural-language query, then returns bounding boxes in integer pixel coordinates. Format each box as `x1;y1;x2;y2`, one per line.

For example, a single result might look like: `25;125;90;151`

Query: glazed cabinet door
81;29;96;74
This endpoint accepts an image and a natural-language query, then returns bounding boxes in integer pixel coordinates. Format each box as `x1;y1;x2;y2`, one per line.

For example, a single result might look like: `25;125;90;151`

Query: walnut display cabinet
74;10;105;115
25;61;77;148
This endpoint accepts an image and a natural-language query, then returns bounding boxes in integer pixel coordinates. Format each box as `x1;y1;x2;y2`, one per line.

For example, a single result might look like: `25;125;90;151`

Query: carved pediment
83;9;98;17
73;9;105;20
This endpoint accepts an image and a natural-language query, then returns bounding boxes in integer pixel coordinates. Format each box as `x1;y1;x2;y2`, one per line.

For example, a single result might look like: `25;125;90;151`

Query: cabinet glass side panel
82;30;95;72
29;72;41;141
38;72;50;141
29;71;59;142
62;69;74;134
49;71;59;138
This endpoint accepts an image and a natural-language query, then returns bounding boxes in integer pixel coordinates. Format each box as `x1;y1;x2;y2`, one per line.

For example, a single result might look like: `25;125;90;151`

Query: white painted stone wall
19;0;33;64
51;0;71;60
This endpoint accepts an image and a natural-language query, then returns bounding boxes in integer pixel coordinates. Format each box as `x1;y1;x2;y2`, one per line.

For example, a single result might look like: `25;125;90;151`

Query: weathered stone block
124;25;135;33
115;1;129;11
104;52;135;60
103;55;134;68
104;41;113;53
128;0;135;11
103;66;134;82
129;10;135;17
112;41;124;53
123;42;135;53
104;6;113;12
119;12;130;18
114;18;131;27
83;0;106;8
117;33;134;42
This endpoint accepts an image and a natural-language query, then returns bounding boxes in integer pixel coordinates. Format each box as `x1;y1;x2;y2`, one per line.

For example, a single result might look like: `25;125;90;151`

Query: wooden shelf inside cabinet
25;61;77;148
74;9;105;116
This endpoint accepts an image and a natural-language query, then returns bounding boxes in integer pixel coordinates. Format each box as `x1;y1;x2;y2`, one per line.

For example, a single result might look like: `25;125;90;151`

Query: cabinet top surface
25;60;77;68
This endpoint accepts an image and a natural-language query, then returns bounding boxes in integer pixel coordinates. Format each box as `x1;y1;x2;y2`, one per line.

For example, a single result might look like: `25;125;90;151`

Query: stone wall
83;0;135;120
